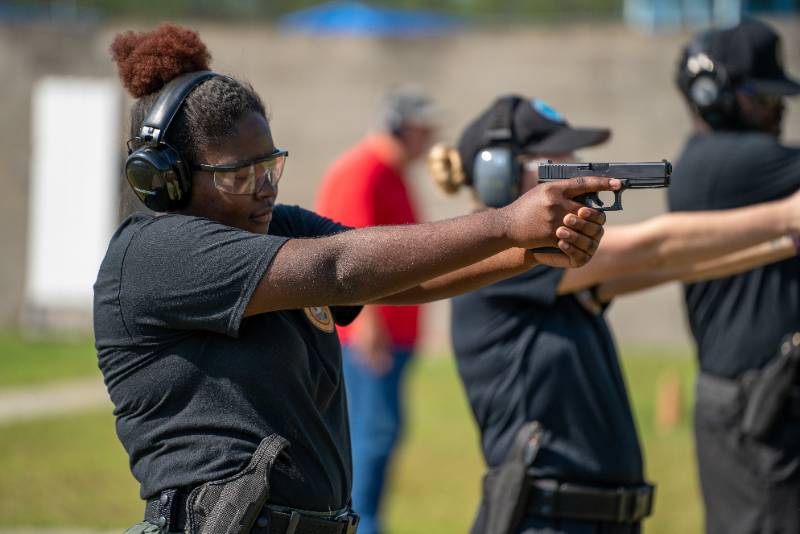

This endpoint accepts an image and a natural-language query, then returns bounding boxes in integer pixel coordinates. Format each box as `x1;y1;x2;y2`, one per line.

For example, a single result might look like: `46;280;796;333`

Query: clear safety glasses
192;149;289;195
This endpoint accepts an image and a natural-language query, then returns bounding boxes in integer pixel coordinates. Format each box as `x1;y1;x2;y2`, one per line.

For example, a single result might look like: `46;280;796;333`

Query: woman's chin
248;217;271;234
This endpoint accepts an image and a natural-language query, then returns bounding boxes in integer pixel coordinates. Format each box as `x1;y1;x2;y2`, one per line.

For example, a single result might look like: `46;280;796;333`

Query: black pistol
532;160;671;254
537;160;672;212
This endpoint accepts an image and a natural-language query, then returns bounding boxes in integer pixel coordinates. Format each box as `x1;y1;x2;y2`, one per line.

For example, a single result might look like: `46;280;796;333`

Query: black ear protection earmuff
125;70;219;212
472;96;523;208
680;31;738;130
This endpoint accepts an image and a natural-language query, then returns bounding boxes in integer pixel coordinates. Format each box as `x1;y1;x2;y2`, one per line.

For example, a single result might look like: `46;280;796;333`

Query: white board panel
25;77;120;311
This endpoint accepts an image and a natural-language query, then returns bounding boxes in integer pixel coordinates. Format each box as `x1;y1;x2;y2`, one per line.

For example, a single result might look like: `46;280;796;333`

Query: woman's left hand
532;206;606;268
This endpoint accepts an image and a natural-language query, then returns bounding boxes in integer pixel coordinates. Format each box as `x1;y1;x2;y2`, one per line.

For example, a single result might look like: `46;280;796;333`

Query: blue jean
342;345;413;534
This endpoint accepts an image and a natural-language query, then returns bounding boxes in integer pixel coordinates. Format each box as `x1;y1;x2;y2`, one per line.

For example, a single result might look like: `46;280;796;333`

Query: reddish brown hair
110;23;211;98
111;23;266;174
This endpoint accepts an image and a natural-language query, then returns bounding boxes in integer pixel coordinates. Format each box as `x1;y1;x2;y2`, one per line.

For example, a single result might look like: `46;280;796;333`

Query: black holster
740;333;800;440
481;421;545;534
185;433;290;534
696;332;800;442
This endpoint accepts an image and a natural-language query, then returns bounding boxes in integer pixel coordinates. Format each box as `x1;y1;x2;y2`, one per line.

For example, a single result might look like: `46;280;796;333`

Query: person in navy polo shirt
429;94;800;534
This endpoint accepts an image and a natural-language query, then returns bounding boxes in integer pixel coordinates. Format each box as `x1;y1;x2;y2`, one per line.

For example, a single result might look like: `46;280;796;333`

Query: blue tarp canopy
278;1;463;37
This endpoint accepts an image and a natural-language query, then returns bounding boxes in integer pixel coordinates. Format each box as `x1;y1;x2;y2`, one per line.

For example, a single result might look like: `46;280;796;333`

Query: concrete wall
2;17;799;351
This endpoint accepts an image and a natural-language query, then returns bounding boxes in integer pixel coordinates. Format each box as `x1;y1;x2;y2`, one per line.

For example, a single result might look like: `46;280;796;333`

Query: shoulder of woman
130;213;258;248
269;204;334;238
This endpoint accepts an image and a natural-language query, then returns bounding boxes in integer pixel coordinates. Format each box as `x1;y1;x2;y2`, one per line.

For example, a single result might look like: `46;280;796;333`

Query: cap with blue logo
456;95;610;183
513;97;609;154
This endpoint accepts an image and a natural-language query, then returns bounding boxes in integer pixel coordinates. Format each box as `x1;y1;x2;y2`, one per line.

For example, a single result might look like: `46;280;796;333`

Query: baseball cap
379;84;439;130
698;16;800;96
457;95;610;182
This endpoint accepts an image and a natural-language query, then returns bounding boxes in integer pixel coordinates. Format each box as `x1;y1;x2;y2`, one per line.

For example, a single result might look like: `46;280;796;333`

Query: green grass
0;333;99;387
618;345;702;534
0;409;138;529
0;346;702;533
385;346;702;534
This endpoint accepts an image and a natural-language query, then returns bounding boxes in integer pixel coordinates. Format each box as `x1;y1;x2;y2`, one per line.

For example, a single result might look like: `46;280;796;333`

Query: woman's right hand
501;177;621;267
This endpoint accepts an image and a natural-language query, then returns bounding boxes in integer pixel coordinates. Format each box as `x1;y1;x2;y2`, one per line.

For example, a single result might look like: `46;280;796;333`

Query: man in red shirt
316;86;437;534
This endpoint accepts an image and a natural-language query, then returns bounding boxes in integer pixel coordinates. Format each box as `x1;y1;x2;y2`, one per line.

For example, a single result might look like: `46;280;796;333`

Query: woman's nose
254;178;277;199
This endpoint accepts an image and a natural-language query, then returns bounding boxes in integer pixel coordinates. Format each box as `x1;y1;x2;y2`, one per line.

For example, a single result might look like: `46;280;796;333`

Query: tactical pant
695;395;800;534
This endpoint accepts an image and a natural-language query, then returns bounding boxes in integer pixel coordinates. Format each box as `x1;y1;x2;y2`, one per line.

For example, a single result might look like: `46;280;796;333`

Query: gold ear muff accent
428;143;466;194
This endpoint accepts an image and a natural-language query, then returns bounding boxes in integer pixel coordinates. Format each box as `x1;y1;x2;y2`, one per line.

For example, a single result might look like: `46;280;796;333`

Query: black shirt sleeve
119;215;288;340
269;204;351;238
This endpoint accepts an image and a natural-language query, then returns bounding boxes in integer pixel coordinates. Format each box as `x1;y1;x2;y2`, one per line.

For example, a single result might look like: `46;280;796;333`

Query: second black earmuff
472;146;521;208
471;96;523;208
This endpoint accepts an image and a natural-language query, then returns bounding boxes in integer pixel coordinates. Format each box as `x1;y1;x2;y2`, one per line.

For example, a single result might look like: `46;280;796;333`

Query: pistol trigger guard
584;192;604;210
607;190;624;211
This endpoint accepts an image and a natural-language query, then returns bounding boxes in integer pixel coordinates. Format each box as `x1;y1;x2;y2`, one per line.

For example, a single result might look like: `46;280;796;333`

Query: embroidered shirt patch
304;306;335;333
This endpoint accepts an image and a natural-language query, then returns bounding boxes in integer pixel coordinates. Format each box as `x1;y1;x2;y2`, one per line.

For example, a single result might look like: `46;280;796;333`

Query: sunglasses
191;149;289;195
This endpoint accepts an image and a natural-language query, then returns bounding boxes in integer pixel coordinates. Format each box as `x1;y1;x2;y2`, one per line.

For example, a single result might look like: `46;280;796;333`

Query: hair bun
110;23;212;98
428;143;466;195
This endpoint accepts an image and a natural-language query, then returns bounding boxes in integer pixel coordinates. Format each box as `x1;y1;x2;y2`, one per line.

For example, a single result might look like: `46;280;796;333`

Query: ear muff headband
125;70;219;212
472;96;523;208
682;32;737;129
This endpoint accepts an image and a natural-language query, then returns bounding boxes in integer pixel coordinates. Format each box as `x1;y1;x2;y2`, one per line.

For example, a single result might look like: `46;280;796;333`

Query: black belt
145;489;359;534
526;479;654;523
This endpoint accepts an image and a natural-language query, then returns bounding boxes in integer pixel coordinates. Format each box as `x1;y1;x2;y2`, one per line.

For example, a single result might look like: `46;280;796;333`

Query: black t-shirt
93;204;358;510
450;266;644;486
668;132;800;378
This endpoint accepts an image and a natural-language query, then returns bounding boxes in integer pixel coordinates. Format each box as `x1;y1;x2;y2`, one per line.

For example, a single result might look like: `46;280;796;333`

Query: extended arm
557;190;800;295
372;247;535;305
245;178;619;315
596;236;796;301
